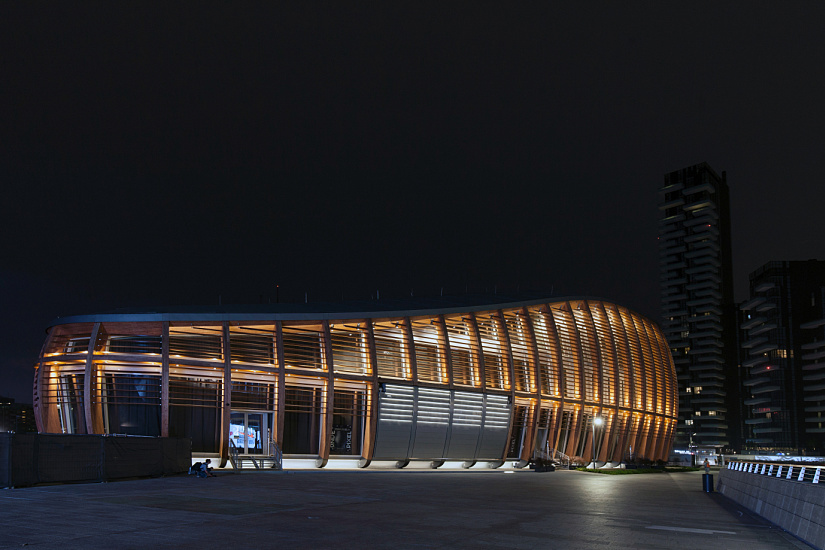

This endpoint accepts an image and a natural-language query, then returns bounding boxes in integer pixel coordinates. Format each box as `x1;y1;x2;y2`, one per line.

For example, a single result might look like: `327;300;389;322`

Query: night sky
2;3;825;404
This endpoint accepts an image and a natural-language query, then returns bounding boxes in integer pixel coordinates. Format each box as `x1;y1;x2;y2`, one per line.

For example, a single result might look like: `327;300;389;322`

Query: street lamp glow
592;416;603;468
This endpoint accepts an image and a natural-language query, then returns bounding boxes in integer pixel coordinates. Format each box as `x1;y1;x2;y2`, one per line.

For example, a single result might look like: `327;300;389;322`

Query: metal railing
228;439;240;472
541;448;570;469
227;438;283;471
727;461;823;484
269;439;283;470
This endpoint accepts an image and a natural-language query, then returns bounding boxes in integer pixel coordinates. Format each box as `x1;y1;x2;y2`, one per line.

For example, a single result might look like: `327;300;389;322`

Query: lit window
685;419;693;425
695;411;702;416
708;411;716;416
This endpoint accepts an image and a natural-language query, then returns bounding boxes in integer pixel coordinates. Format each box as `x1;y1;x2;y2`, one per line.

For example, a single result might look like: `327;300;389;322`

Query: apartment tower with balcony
738;260;825;454
658;162;738;451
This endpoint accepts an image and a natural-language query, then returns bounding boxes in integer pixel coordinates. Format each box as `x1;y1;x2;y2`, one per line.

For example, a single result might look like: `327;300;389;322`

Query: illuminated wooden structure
33;297;678;467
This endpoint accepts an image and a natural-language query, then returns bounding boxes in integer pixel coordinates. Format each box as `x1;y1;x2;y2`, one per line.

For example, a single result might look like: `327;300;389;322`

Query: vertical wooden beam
469;314;486;391
468;313;486;464
83;322;101;435
317;321;336;467
585;301;605;462
34;328;55;433
520;307;542;462
436;314;454;464
404;318;418;384
361;319;379;467
543;304;566;453
437;314;452;389
219;322;232;468
161;321;170;438
495;310;517;463
274;321;286;451
403;318;418;462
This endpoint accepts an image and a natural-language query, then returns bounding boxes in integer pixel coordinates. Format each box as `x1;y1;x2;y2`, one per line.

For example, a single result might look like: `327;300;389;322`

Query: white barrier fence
727;461;822;484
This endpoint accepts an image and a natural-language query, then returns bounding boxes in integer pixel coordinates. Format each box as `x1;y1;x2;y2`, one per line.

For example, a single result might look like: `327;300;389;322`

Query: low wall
0;433;191;488
717;466;825;550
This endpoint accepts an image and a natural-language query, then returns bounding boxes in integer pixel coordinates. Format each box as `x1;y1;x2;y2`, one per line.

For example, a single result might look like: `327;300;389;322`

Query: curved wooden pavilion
33;296;677;468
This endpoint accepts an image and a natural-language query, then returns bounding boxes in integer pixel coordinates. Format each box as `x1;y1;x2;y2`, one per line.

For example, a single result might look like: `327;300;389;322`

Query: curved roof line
48;294;622;327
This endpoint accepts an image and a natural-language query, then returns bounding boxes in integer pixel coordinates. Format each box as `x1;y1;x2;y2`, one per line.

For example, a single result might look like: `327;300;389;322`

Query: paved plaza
0;468;811;549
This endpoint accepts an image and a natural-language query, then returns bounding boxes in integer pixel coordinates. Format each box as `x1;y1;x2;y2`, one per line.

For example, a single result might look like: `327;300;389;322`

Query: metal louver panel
476;394;511;459
371;384;415;459
446;391;484;458
410;387;451;459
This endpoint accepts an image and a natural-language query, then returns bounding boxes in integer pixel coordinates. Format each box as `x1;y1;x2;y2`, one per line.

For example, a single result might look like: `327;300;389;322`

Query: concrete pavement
0;468;811;549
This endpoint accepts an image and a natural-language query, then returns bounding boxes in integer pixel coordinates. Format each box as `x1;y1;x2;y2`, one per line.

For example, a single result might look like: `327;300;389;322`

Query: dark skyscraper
738;260;825;454
658;163;738;451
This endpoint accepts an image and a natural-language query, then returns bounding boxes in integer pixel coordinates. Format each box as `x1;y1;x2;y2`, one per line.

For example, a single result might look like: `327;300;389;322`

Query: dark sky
2;3;825;403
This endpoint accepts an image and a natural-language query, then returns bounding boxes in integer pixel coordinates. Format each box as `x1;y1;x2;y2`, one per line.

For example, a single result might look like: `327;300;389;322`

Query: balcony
802;349;825;361
658;213;687;226
685;249;717;260
750;343;778;356
682;182;715;195
695;304;723;315
687;297;718;308
659;181;685;193
753;281;775;293
742;336;768;349
802;361;825;372
804;392;825;402
805;372;825;383
740;297;767;311
684;199;715;212
690;330;720;340
690;240;721;253
740;316;767;331
801;318;825;330
742;355;769;368
743;376;770;387
744;397;770;405
745;417;772;425
684;213;718;227
658;198;685;210
750;364;779;376
748;323;777;337
753;427;783;434
801;340;825;351
686;280;717;291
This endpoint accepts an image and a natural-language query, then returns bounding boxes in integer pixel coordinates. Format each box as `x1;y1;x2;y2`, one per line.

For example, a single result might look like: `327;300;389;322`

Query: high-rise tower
658;162;738;451
738;260;825;454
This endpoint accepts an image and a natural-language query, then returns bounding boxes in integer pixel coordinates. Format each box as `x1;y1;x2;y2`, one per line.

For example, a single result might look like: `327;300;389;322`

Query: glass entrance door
230;411;269;455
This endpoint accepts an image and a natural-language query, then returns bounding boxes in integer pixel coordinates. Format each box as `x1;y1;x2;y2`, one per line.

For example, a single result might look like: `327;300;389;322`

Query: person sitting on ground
189;459;216;478
199;458;217;478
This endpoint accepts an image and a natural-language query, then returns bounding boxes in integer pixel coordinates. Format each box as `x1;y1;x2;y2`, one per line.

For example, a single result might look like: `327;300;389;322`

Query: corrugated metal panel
372;384;414;460
409;387;450;459
476;394;511;459
445;391;484;458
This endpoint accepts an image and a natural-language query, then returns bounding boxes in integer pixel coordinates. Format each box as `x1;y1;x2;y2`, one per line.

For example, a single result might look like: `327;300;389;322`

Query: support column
34;328;55;433
361;319;380;467
161;321;170;437
219;322;232;468
495;310;517;463
274;321;286;450
317;321;336;468
83;322;101;435
520;307;543;462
